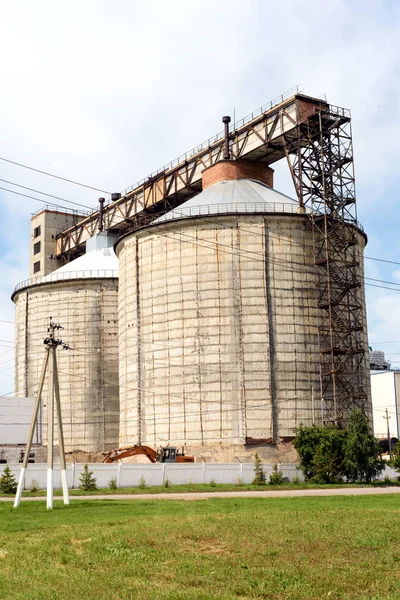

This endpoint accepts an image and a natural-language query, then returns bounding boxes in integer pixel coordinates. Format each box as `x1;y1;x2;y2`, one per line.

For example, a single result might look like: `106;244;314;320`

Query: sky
0;0;399;395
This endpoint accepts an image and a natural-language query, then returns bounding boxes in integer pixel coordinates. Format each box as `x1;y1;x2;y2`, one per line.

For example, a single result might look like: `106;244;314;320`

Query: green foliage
393;442;400;472
292;473;301;485
294;410;384;484
163;478;170;488
269;464;284;485
138;475;146;489
209;478;216;487
252;453;266;485
343;410;384;483
78;464;98;491
0;465;17;494
30;478;39;493
108;476;117;490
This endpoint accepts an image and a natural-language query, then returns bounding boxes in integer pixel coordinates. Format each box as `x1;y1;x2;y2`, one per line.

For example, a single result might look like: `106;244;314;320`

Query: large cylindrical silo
116;159;370;461
12;233;119;453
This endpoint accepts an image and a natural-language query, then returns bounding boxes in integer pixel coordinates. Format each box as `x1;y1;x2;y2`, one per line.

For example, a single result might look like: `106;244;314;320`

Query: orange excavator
102;445;195;464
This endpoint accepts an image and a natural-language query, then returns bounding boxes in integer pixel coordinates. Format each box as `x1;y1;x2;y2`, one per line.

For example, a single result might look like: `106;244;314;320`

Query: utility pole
383;409;392;460
14;318;71;509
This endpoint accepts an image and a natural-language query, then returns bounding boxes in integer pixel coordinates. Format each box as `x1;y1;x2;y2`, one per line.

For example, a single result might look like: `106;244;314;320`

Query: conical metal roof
153;179;304;224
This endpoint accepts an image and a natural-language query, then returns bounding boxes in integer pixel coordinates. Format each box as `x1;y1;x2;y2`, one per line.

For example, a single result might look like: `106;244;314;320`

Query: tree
269;463;283;485
0;465;18;494
293;424;345;483
393;442;400;473
343;410;384;483
78;464;97;491
252;453;266;485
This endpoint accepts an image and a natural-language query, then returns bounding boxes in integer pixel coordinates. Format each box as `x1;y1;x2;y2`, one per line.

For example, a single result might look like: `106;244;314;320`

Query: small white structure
371;371;400;438
0;397;35;445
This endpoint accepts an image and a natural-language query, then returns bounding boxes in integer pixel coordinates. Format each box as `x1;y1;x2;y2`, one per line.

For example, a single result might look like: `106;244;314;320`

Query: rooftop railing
13;269;118;295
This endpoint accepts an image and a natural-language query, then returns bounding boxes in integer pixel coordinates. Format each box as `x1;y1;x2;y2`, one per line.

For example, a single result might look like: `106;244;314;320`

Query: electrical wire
0;185;90;213
0;156;111;194
0;179;93;211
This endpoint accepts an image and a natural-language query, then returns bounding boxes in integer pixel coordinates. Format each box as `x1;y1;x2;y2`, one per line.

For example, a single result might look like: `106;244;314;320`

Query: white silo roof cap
153;179;308;224
42;246;118;283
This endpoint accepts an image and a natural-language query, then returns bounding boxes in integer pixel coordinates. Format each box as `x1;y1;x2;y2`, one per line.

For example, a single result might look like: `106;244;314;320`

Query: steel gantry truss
282;102;368;425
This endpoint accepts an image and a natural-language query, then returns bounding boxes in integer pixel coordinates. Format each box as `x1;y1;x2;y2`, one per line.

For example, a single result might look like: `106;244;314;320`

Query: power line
0;179;93;211
0;185;90;213
0;156;111;195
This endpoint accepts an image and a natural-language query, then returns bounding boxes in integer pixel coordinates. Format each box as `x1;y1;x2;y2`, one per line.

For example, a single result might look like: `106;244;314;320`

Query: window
33;226;41;238
33;261;40;274
33;241;41;255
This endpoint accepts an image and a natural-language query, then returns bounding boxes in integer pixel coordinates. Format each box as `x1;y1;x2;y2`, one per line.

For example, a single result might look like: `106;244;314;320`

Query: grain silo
12;232;119;453
116;159;370;462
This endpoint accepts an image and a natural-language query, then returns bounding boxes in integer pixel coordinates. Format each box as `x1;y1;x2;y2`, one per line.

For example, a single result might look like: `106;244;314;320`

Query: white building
370;371;400;438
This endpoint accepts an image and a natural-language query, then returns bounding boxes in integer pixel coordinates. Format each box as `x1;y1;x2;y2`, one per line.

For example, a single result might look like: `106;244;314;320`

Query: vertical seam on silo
216;227;223;441
166;235;171;442
234;222;246;442
136;237;142;445
24;291;29;397
264;222;278;444
180;236;187;442
195;228;204;444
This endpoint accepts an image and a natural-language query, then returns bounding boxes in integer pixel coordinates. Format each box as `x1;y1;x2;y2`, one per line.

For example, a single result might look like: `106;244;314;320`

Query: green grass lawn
1;479;399;498
0;495;400;599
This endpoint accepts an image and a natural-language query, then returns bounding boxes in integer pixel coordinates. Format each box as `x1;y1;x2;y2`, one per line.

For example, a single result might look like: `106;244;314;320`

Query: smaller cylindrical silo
12;233;119;453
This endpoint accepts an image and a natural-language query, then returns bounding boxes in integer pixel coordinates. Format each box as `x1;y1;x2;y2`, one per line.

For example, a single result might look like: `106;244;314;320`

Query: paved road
1;487;400;502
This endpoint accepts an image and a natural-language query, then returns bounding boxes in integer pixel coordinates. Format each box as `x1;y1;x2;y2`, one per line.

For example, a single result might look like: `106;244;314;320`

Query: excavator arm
102;445;158;463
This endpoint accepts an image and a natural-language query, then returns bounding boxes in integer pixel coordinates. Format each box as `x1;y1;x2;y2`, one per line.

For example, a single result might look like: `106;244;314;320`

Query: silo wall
13;278;119;452
117;214;369;461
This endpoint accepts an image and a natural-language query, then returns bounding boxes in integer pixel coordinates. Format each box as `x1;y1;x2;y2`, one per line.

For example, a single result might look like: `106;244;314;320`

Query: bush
30;478;39;493
343;410;384;483
294;410;384;484
293;423;345;483
0;465;17;494
292;473;301;485
138;475;146;489
252;453;266;485
269;464;283;485
108;476;117;490
163;477;170;488
393;442;400;472
209;478;216;487
78;464;97;491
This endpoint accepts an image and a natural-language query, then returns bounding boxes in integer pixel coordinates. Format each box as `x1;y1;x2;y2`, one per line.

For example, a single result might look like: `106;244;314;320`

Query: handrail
13;269;119;295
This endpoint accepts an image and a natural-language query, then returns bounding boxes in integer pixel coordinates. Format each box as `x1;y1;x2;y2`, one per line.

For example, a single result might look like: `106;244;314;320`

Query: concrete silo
116;159;370;461
12;232;119;453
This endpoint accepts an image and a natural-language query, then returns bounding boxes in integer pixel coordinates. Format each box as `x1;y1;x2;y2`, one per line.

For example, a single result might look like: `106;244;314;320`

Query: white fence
4;463;397;490
5;463;305;490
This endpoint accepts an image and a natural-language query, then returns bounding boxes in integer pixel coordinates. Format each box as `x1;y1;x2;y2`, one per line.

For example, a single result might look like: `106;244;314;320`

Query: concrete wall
13;278;119;452
117;213;369;459
371;371;400;438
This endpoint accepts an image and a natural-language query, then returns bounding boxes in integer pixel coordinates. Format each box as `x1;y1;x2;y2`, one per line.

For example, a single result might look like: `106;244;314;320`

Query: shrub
108;476;117;490
294;410;385;484
393;442;400;472
292;473;301;485
252;453;266;485
209;478;216;487
30;478;39;493
235;476;244;486
343;410;384;483
163;477;170;488
0;465;17;494
78;464;97;491
138;475;146;489
269;464;284;485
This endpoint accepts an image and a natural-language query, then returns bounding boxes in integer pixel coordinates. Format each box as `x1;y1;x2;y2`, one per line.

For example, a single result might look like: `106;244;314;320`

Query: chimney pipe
98;197;105;232
222;116;231;160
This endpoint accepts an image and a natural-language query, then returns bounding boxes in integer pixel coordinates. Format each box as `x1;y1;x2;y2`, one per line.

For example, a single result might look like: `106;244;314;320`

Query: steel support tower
283;103;368;425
